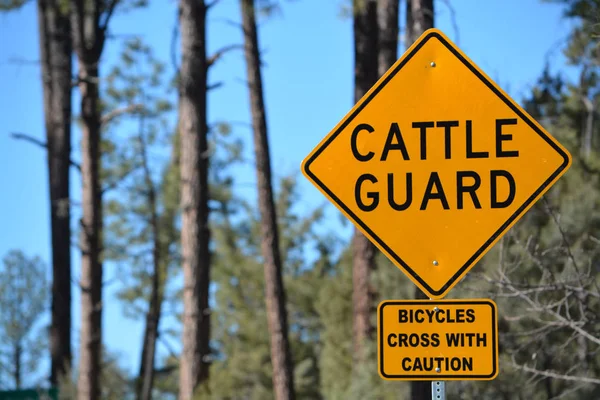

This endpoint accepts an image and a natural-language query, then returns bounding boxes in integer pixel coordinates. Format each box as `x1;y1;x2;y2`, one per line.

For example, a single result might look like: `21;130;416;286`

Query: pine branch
212;17;243;30
208;82;223;91
101;164;141;195
11;132;81;172
100;103;144;127
439;0;460;45
7;57;40;65
207;44;243;67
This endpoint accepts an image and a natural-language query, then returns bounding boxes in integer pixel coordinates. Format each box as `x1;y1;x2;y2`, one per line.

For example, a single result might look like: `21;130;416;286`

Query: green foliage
209;170;333;399
0;250;48;389
0;0;27;11
100;349;134;400
0;251;47;345
102;36;179;317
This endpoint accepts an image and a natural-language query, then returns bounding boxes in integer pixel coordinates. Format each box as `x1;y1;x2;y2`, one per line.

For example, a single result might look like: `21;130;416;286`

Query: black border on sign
302;31;570;297
379;300;498;379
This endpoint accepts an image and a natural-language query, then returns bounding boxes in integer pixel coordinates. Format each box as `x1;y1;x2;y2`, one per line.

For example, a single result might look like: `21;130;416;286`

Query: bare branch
100;103;143;127
171;10;179;75
511;356;600;385
100;0;120;34
501;277;600;346
208;82;224;91
73;74;100;87
11;132;81;171
207;0;223;10
207;44;243;67
11;132;46;149
439;0;460;45
7;57;40;66
101;164;140;195
212;17;243;30
158;332;179;360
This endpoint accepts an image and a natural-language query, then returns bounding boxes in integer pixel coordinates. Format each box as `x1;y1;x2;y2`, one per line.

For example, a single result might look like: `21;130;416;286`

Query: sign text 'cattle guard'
301;28;571;298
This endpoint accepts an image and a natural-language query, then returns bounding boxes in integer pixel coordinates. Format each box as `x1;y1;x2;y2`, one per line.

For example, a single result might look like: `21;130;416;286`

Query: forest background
0;0;599;399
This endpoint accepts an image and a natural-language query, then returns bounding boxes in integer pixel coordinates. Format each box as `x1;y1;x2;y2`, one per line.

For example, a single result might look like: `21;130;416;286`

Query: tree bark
407;1;433;399
76;60;103;400
178;0;211;398
352;0;379;363
377;0;399;77
71;1;116;399
14;342;21;389
240;1;296;399
36;0;72;386
407;0;433;44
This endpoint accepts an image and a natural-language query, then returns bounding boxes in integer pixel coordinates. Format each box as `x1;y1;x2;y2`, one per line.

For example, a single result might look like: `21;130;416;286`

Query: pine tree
36;1;73;386
101;37;178;400
177;1;212;397
351;0;379;367
239;0;296;398
0;251;48;389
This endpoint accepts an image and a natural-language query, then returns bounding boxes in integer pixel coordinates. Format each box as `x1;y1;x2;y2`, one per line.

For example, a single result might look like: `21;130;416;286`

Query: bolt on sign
301;28;572;299
378;300;498;380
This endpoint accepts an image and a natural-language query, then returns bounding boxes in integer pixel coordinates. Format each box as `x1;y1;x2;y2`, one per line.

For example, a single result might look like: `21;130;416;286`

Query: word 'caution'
378;299;498;381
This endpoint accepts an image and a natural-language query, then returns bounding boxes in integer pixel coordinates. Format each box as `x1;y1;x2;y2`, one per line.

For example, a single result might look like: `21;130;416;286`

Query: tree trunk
352;0;379;363
240;1;296;399
377;0;399;77
76;59;103;400
13;342;21;389
178;1;211;398
36;0;72;386
407;1;433;398
407;0;433;44
137;111;163;400
71;1;115;398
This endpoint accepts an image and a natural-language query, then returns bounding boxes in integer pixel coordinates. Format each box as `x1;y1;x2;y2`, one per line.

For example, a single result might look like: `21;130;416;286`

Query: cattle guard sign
301;28;571;299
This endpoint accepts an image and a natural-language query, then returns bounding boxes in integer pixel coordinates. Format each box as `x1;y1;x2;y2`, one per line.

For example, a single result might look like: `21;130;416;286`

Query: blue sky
0;0;580;384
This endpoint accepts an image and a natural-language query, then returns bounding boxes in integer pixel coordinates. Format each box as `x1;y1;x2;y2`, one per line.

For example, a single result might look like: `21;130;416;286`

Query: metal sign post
431;296;445;400
432;380;446;400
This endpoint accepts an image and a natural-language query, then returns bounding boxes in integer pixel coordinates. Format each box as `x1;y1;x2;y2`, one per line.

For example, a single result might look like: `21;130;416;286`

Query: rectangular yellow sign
378;299;498;380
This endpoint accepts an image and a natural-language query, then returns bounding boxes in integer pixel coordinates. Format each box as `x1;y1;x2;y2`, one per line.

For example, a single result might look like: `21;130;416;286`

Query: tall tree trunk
137;112;163;400
76;60;103;400
407;0;433;44
178;1;211;398
240;1;296;399
138;293;161;400
71;1;117;399
377;0;399;77
352;0;379;364
13;342;21;389
407;1;433;399
36;0;73;386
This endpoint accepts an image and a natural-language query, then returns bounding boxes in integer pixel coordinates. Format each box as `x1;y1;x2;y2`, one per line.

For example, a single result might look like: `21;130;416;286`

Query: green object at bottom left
0;388;58;400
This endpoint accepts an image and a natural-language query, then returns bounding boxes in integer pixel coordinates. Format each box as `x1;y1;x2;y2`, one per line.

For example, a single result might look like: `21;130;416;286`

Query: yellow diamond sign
301;29;571;299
